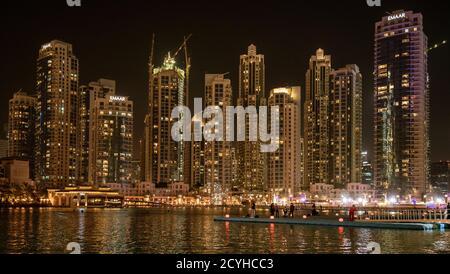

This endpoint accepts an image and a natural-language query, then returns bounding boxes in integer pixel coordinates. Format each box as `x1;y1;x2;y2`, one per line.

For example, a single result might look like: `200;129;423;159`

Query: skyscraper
145;53;188;186
268;87;301;199
330;65;363;188
89;93;133;185
237;44;267;194
35;40;79;186
374;10;429;197
79;79;116;183
8;91;36;178
204;74;233;205
304;49;332;189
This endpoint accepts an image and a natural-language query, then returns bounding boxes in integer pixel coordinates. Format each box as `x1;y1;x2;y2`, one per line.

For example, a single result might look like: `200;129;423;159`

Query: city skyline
0;9;445;196
2;0;450;258
1;1;448;163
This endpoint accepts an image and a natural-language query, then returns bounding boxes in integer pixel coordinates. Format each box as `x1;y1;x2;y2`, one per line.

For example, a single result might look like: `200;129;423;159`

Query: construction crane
149;33;155;67
148;34;192;96
148;33;155;70
183;35;191;103
427;40;447;53
147;33;156;108
172;34;192;59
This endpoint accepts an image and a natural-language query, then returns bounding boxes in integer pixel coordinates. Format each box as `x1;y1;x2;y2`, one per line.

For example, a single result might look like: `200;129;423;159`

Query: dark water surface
1;208;449;254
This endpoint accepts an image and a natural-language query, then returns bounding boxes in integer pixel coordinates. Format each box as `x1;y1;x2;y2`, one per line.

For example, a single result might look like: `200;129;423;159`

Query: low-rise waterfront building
106;181;190;197
106;182;155;196
309;183;376;204
0;158;33;185
346;183;376;204
47;186;123;207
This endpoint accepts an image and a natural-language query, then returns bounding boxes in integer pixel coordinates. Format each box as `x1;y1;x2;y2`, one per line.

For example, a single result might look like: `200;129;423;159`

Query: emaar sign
110;96;126;102
388;13;406;21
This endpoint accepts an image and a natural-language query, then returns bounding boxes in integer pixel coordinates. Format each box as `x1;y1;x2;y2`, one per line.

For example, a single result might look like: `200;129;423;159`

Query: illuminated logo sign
388;13;406;21
110;96;126;102
42;43;52;50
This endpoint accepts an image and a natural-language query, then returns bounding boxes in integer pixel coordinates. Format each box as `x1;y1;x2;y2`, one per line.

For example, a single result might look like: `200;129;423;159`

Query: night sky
0;0;449;161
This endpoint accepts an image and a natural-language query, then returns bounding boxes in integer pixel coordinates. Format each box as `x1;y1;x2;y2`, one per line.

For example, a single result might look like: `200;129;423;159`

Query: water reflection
1;207;450;254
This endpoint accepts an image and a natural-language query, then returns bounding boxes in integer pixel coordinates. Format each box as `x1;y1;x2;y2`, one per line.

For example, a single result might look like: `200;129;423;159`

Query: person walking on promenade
349;204;357;222
289;203;295;218
312;203;318;216
251;201;256;218
270;203;275;217
275;204;280;218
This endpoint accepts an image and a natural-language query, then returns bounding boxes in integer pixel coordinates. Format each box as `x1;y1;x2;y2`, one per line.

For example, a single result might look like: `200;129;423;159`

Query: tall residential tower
268;87;301;199
145;54;188;186
35;40;79;186
204;74;233;204
8;91;36;178
79;79;116;183
374;10;429;196
304;49;332;189
237;44;267;194
89;93;133;185
330;65;363;188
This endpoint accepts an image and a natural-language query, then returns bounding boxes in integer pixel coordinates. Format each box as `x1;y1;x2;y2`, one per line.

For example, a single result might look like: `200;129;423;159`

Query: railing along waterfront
293;205;449;222
358;208;448;221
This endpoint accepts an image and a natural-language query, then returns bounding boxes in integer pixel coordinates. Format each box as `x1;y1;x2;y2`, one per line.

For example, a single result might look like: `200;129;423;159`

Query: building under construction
144;35;192;187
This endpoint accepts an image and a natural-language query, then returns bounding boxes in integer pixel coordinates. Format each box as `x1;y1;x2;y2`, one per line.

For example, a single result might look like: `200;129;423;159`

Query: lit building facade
204;74;233;205
89;94;133;185
304;49;332;189
130;160;142;184
35;40;79;186
190;117;205;190
362;151;374;186
374;10;429;196
145;54;188;186
230;145;239;193
268;87;301;199
0;158;33;184
8;91;36;178
237;44;267;194
0;140;7;159
330;65;363;188
79;79;116;183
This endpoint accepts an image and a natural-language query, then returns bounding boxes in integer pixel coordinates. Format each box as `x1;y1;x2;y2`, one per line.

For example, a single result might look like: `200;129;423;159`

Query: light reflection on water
0;207;449;254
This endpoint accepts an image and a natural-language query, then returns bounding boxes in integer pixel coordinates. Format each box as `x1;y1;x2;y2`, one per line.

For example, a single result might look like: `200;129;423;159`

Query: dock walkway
214;216;448;231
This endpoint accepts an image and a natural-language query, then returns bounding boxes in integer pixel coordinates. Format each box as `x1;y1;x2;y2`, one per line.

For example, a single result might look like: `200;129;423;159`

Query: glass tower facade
374;10;429;197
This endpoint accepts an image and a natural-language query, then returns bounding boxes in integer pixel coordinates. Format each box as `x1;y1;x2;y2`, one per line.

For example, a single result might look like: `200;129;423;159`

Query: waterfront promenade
214;216;449;231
